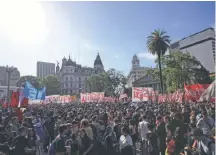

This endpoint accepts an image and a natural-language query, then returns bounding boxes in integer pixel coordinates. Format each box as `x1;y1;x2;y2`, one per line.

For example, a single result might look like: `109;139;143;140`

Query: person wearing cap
192;128;215;155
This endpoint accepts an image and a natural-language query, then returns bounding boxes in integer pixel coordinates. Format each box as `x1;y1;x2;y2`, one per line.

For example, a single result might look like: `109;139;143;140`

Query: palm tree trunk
158;54;164;94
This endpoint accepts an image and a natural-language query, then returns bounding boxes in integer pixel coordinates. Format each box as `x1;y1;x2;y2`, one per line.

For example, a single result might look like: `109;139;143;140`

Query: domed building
56;53;104;95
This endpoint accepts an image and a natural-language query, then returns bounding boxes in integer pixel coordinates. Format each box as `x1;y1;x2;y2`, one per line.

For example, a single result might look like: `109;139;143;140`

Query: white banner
80;92;104;103
132;87;153;102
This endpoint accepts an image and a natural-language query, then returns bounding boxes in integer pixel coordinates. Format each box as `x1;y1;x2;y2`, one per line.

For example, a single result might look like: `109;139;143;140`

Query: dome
65;56;75;66
62;57;67;61
94;53;103;67
133;54;138;59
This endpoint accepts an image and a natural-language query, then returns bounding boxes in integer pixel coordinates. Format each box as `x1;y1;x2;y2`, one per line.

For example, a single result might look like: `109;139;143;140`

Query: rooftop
171;27;214;44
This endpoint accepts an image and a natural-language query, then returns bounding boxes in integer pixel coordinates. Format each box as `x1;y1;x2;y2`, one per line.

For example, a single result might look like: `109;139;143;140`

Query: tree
147;51;212;92
17;75;42;89
147;29;170;93
85;69;126;97
41;75;60;96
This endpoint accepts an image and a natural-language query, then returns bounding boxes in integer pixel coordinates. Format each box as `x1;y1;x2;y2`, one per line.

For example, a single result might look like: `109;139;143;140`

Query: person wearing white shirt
138;115;149;155
119;126;133;155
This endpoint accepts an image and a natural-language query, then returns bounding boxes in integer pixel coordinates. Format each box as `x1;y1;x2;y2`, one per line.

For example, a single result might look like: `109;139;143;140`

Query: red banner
184;84;210;102
80;92;105;103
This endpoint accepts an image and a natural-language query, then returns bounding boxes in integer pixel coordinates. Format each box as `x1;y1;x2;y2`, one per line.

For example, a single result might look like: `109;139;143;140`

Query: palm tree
147;29;170;93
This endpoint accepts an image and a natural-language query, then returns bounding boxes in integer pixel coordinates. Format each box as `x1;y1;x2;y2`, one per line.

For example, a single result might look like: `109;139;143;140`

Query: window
70;77;73;81
79;77;81;81
66;77;68;80
66;83;68;87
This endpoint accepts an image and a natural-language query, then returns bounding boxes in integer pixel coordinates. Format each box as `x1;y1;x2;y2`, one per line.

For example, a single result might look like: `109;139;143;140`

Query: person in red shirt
16;108;23;122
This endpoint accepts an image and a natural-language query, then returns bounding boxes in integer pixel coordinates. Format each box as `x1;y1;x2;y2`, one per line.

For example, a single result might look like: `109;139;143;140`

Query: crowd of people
0;101;215;155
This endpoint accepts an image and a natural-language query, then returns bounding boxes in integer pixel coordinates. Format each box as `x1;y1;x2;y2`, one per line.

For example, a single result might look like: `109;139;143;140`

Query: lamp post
6;66;14;112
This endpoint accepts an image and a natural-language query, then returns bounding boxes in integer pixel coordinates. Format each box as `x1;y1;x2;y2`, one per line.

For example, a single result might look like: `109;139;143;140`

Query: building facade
37;62;55;79
0;66;20;86
56;53;104;95
132;74;161;92
126;54;150;87
170;27;215;73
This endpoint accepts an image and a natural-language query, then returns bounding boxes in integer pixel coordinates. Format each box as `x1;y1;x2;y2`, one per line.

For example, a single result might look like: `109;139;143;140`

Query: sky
0;1;214;76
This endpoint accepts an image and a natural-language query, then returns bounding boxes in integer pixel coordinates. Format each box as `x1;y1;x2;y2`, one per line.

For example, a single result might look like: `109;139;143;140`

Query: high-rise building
170;27;215;73
0;66;20;86
37;61;55;79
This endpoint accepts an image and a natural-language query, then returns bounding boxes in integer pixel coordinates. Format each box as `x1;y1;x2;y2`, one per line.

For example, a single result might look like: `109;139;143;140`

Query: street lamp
6;66;15;110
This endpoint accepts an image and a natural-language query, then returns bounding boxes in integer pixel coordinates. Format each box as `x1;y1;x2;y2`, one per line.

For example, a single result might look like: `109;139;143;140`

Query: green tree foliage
17;75;42;89
147;51;211;92
210;75;215;82
85;68;126;97
147;29;170;93
41;75;60;96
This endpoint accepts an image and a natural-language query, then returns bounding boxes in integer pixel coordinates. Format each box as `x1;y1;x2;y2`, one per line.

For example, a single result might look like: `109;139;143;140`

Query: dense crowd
0;101;215;155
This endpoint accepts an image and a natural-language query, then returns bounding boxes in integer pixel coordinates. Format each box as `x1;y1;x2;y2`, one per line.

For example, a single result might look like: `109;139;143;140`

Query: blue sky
0;1;214;76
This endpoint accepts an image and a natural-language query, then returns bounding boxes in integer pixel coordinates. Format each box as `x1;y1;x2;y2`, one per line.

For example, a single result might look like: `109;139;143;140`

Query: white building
56;53;104;95
126;54;150;87
37;61;55;79
170;27;215;73
0;66;20;86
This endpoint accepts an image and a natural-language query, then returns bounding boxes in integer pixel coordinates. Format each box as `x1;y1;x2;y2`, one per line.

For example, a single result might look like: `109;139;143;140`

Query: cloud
137;52;156;60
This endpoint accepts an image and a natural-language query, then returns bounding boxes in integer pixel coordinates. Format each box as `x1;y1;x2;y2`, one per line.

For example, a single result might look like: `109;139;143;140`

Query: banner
59;95;71;103
80;92;104;103
36;87;46;100
24;82;38;100
132;87;153;101
71;95;77;101
119;94;128;100
24;81;46;100
184;84;210;102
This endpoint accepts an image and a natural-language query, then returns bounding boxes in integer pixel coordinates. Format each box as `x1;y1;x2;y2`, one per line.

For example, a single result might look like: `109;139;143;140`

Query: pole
6;66;14;114
7;71;11;105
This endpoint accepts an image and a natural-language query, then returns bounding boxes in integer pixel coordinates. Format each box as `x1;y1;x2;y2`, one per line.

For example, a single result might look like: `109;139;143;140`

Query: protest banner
132;87;153;102
71;95;77;101
80;92;104;103
119;94;128;100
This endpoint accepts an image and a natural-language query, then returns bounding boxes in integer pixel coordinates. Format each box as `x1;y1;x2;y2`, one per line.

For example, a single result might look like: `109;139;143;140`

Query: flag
18;87;25;107
36;87;46;100
24;81;38;100
24;82;46;101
